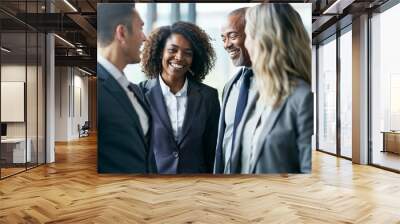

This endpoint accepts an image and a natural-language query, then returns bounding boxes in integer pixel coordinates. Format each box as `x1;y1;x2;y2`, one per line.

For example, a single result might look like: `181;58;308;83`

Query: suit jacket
230;78;313;174
97;63;156;173
214;69;244;174
139;77;220;174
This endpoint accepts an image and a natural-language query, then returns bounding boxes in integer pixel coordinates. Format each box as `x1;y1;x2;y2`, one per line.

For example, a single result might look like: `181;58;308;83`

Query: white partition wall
1;82;24;122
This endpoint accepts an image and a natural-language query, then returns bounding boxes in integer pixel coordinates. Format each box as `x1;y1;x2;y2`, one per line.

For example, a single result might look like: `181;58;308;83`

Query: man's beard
232;51;244;67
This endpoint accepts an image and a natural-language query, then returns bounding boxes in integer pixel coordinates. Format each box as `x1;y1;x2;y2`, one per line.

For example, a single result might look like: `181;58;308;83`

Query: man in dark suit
214;8;253;174
97;4;154;173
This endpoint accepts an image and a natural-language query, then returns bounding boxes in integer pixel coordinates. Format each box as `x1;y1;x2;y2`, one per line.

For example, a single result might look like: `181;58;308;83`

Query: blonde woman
228;3;313;174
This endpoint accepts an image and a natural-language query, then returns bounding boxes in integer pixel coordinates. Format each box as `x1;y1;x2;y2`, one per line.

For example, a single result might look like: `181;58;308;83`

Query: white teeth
229;51;237;57
170;63;183;69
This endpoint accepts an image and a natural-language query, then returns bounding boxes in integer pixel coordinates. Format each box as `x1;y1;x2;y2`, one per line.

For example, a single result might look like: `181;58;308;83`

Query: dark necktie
233;68;253;134
229;68;253;172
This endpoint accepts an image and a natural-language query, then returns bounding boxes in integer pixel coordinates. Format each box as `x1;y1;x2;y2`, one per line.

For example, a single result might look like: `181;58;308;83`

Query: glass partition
1;30;28;177
0;1;46;179
27;31;38;169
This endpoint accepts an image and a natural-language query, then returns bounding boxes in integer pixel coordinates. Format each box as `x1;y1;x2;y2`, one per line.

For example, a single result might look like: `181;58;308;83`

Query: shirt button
172;151;179;158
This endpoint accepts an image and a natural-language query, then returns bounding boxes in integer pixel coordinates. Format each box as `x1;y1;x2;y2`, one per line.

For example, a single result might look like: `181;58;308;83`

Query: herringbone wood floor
1;135;400;223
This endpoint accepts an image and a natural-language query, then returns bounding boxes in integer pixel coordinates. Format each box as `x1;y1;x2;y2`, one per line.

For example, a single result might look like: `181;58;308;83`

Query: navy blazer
97;63;156;173
139;77;220;174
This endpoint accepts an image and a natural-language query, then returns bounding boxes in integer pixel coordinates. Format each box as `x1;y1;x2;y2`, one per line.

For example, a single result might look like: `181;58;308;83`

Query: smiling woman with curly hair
141;21;216;83
139;21;220;174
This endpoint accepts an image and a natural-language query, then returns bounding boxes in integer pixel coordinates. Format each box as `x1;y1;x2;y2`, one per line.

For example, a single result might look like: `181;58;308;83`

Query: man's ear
115;25;127;44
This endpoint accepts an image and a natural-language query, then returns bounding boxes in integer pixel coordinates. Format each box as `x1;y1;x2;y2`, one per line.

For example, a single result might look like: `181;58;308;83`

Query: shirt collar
98;55;130;88
159;75;188;97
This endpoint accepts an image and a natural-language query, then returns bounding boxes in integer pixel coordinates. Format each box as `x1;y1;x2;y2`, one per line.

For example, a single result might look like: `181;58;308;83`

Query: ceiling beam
323;0;356;14
66;13;97;47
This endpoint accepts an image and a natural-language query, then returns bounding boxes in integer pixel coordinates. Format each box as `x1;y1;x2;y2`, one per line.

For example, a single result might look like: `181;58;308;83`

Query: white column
46;33;55;163
46;1;55;163
352;14;369;164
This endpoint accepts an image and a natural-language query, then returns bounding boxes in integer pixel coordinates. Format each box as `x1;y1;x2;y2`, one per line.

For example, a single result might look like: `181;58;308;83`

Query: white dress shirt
159;75;188;142
222;67;252;167
241;97;271;173
98;55;149;136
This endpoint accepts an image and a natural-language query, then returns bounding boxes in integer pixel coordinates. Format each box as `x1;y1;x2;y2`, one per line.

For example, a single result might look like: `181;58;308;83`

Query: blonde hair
245;4;311;107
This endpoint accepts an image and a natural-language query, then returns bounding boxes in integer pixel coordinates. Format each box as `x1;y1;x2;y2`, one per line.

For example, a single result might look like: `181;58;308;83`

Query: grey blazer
230;78;313;174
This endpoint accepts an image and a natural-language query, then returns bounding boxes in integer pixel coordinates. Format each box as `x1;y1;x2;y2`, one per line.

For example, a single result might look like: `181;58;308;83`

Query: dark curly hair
141;21;216;82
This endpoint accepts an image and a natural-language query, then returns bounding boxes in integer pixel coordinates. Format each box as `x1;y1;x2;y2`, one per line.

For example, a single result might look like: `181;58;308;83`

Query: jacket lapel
229;90;258;173
98;64;143;134
146;79;174;138
218;69;243;134
130;83;151;117
249;98;288;173
215;69;244;172
178;79;202;145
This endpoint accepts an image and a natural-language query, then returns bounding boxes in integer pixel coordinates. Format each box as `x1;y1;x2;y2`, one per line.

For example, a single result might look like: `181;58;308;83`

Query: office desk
382;131;400;154
1;138;31;163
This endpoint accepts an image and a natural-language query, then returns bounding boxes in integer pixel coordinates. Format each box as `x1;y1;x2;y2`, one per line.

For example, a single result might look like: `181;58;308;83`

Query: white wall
55;67;89;141
55;66;68;141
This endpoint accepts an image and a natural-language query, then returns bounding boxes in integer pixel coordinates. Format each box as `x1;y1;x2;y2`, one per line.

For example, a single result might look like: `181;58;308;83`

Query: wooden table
381;131;400;154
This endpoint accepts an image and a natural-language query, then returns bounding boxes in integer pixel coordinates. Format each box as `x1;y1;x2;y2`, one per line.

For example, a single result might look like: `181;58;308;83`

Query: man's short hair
228;7;248;30
97;3;136;47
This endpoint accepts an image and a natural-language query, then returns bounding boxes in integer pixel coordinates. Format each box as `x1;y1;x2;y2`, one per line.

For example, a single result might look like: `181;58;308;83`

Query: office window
317;36;337;154
339;28;352;158
371;2;400;171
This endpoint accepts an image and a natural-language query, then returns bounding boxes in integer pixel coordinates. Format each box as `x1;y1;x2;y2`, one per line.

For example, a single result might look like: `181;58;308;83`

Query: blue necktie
233;68;253;134
228;68;253;172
